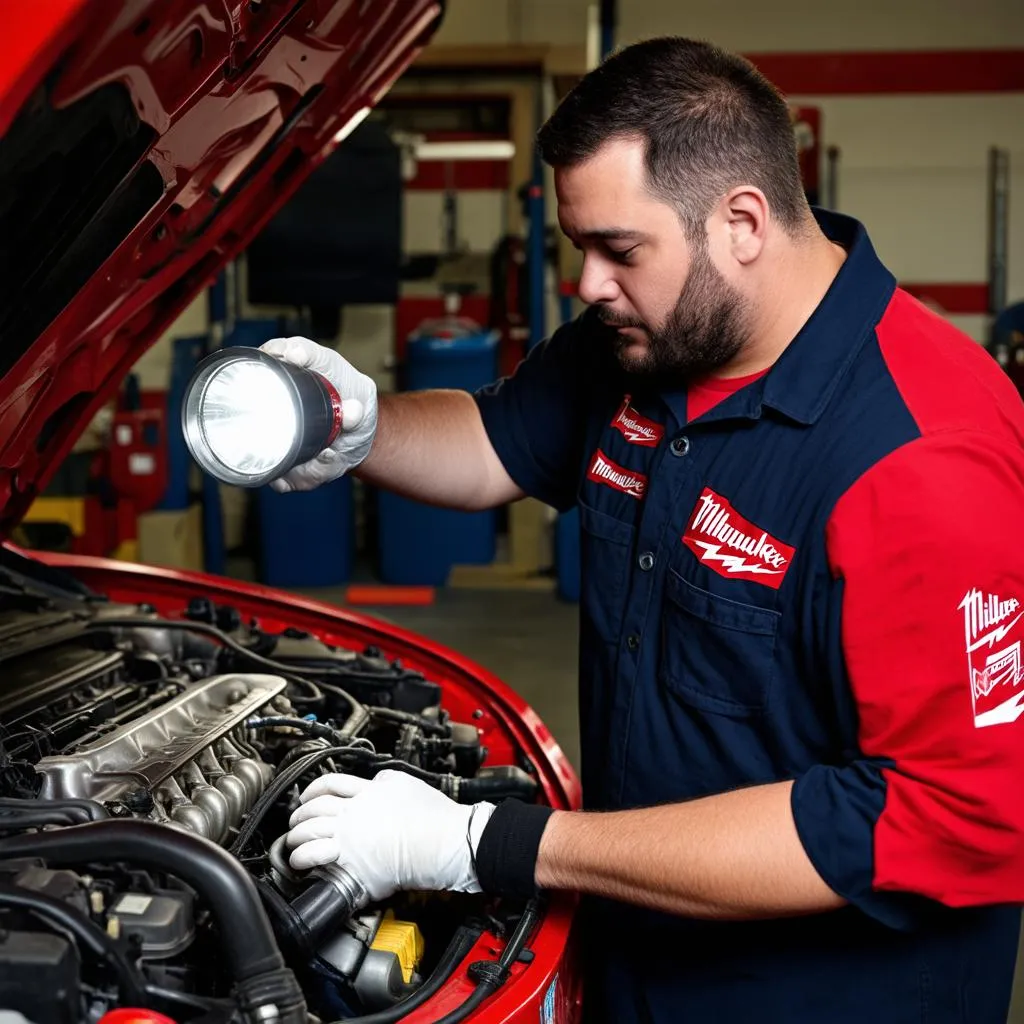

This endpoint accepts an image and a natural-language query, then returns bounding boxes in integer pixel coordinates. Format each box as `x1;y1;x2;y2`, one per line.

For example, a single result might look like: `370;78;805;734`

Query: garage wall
434;0;1023;54
130;292;208;391
131;0;1024;397
434;0;1024;341
616;0;1023;51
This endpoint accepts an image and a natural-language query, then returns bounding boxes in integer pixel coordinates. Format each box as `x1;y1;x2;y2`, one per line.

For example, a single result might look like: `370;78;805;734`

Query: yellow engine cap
370;911;425;984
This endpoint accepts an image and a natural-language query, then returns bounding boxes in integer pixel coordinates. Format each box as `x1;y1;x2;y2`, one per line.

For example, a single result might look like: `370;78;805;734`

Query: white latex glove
285;770;495;902
258;336;378;493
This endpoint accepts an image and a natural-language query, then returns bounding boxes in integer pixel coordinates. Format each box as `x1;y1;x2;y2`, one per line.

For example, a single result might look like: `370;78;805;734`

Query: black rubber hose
230;744;359;856
92;615;428;690
0;820;282;982
0;797;109;824
365;705;448;736
144;983;234;1017
494;901;542;972
427;984;497;1024
0;881;147;1004
86;617;362;722
257;745;463;800
457;776;538;804
0;812;85;832
425;901;542;1024
278;676;325;706
247;716;344;743
328;925;481;1024
231;743;491;860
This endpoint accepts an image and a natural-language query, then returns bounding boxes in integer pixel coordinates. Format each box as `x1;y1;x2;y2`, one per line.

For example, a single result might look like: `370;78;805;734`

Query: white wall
799;93;1024;339
403;191;509;255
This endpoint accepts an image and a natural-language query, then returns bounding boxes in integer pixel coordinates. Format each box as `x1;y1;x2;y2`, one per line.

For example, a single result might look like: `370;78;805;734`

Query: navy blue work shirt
475;209;1024;1023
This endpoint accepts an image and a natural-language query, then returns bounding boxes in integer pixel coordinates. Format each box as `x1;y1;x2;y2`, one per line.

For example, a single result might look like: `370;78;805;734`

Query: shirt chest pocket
660;569;780;717
579;500;635;645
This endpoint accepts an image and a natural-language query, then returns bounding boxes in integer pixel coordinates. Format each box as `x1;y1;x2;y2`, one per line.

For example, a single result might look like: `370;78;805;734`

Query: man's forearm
356;390;523;511
535;781;845;919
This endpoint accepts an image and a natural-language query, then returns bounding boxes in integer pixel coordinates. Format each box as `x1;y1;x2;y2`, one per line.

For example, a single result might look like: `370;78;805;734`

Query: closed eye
607;245;639;264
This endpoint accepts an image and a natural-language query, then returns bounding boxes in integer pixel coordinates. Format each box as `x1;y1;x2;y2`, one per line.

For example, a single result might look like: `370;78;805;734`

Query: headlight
182;347;341;488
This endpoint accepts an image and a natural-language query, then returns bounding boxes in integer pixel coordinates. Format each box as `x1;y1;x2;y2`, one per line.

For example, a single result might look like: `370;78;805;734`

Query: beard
598;243;751;386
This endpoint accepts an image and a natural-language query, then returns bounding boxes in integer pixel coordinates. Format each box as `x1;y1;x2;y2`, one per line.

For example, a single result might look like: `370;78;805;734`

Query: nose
576;256;620;306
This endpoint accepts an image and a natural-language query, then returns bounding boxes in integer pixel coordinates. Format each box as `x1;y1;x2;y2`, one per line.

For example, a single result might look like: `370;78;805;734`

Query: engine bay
0;553;545;1024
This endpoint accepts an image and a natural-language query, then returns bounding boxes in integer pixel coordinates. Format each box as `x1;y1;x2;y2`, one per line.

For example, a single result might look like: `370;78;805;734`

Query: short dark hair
537;37;810;236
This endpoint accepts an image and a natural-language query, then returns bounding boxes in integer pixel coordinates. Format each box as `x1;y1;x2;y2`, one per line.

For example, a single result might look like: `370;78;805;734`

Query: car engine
0;558;541;1024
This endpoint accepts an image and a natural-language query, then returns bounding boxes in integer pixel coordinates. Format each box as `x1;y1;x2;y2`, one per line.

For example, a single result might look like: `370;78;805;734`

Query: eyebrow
567;228;649;245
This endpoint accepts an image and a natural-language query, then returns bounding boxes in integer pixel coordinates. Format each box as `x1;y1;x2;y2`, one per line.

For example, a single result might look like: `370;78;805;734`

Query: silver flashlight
181;347;343;488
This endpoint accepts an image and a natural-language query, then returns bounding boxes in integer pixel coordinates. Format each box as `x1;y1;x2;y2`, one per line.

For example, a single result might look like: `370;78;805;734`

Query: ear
718;186;769;265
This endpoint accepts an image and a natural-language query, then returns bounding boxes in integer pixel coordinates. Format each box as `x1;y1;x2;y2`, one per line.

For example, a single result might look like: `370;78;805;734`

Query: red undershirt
686;368;770;422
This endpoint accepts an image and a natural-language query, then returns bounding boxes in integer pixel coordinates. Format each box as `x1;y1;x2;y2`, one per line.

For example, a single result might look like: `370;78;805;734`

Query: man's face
555;138;750;382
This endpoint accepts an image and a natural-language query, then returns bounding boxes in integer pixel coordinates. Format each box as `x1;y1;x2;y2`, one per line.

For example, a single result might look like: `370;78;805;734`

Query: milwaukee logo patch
682;488;795;589
611;396;664;447
959;588;1024;728
587;449;647;499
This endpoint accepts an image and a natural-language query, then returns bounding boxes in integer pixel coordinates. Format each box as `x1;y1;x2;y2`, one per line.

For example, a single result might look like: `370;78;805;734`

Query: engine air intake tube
0;820;306;1024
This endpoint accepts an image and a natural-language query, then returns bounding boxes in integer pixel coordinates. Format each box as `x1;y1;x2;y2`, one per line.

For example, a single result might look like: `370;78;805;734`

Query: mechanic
267;37;1024;1024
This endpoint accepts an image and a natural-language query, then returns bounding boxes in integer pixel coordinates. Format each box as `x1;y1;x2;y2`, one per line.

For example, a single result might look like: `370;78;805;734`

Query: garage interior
8;0;1024;1020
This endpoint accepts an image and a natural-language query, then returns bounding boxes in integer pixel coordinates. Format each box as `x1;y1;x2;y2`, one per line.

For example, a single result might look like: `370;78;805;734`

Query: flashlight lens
200;360;299;477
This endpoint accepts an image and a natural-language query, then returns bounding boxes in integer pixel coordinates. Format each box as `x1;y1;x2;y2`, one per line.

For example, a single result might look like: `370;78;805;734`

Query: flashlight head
182;347;341;488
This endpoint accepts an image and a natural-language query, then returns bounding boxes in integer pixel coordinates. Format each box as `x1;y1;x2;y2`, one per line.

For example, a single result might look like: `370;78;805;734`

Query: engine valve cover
35;674;286;803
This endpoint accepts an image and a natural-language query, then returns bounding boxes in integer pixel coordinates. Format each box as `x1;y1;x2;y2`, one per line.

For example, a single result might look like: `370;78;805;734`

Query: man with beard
268;37;1024;1024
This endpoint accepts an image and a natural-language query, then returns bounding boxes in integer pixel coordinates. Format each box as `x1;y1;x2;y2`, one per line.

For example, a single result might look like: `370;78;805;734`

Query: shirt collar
658;208;896;430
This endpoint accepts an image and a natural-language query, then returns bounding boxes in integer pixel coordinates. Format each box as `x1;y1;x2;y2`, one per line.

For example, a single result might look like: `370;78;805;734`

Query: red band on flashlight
319;374;344;445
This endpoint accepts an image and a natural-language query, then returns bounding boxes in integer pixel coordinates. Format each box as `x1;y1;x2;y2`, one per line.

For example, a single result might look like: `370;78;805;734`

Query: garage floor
292;584;1024;1020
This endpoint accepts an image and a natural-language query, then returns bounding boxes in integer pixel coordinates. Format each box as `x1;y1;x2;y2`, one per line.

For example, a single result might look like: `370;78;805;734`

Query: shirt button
670;436;690;457
626;634;640;651
638;552;655;571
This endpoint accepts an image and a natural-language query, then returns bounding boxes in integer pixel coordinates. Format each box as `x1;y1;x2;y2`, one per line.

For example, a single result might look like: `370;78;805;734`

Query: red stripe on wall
901;283;990;315
405;160;509;191
403;133;512;191
745;50;1024;95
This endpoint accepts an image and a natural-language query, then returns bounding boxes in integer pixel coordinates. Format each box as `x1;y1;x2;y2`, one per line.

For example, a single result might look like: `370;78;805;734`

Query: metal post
442;159;458;257
207;272;227;350
600;0;616;58
825;146;841;211
231;255;245;333
988;147;1010;327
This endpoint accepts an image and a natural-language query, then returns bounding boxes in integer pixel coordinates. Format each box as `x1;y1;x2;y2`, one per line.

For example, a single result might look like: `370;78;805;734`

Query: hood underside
0;0;443;535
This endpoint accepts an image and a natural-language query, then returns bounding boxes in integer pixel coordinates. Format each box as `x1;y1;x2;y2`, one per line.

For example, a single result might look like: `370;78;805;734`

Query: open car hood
0;0;444;536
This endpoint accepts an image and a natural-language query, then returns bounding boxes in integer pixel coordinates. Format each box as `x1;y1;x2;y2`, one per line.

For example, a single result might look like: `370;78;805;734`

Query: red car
0;3;582;1023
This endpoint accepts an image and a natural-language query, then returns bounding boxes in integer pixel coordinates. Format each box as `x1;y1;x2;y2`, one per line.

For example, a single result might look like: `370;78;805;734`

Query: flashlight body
285;363;343;463
182;347;343;488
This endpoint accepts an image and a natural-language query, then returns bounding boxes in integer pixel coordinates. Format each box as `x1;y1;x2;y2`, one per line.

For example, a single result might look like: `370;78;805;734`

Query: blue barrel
377;323;499;585
257;476;354;588
404;327;500;392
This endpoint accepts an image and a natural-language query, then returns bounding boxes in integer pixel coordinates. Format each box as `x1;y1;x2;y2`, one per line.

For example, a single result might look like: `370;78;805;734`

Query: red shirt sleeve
816;430;1024;907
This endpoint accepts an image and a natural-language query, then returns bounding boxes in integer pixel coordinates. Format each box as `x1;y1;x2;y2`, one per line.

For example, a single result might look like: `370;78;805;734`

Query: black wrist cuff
475;799;555;899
